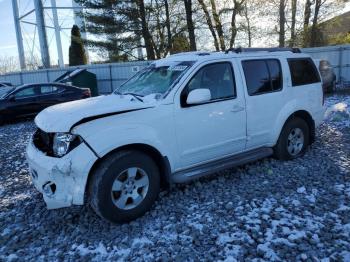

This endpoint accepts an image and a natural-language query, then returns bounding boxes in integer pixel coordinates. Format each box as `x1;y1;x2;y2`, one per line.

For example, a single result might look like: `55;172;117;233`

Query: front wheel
89;150;160;223
274;117;309;160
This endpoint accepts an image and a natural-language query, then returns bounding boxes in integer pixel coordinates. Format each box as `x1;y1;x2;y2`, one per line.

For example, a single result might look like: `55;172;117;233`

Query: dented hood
35;94;153;133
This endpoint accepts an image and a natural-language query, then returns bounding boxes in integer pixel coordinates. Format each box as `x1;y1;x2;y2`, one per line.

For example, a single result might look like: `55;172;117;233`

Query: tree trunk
164;0;172;52
137;0;155;60
210;0;225;50
198;0;220;51
278;0;286;47
243;2;252;47
303;0;312;47
230;0;245;49
184;0;197;51
310;0;322;47
290;0;297;47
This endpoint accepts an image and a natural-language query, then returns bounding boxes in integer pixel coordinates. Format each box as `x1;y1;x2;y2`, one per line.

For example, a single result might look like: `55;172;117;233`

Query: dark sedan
0;83;91;124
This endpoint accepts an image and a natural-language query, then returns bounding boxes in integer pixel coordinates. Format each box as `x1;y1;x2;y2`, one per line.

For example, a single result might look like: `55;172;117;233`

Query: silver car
314;59;336;93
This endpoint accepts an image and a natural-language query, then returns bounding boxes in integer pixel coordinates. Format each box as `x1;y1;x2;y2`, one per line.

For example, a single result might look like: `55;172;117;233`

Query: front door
9;86;40;117
174;61;247;169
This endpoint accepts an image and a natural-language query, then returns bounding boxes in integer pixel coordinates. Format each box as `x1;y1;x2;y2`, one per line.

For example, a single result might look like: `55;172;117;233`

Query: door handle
231;105;245;113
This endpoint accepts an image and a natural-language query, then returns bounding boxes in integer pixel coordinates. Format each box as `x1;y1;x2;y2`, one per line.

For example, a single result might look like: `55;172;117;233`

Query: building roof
320;11;350;37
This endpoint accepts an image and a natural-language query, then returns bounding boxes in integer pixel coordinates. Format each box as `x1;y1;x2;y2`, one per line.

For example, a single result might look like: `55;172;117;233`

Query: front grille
33;129;54;155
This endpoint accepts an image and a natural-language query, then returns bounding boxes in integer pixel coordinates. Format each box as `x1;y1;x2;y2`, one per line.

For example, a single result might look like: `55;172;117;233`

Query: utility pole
50;0;64;68
11;0;26;70
34;0;50;68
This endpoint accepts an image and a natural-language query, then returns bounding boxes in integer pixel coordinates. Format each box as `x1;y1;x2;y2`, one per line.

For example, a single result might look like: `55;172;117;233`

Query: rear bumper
26;140;98;209
314;107;326;127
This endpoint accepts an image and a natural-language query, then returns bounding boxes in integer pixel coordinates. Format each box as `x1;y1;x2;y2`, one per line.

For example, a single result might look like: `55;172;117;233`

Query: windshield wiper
122;92;144;102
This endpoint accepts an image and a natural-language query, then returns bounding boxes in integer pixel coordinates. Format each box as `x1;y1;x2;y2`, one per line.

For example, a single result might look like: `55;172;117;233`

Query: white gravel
0;93;350;261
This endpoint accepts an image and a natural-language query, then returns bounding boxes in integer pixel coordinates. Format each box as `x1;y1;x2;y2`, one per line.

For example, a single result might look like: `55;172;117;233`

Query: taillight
82;89;91;98
322;85;325;106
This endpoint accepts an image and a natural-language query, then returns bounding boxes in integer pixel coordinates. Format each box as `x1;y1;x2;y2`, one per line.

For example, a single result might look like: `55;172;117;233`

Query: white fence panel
22;71;48;83
302;45;350;84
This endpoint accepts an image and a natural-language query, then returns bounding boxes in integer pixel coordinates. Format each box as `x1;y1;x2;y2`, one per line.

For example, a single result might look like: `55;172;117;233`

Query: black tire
274;117;309;160
89;150;160;223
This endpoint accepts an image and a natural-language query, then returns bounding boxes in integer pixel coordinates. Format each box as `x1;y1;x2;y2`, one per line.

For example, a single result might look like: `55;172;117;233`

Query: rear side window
288;58;320;86
242;59;282;96
40;85;60;94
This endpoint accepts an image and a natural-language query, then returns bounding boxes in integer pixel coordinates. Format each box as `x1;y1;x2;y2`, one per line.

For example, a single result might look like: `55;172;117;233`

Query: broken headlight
52;133;82;157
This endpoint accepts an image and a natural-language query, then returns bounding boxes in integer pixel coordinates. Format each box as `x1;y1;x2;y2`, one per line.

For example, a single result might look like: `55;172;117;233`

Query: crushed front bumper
26;140;98;209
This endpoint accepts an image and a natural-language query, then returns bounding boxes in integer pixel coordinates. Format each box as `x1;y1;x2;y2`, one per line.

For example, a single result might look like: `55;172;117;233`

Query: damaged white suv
26;48;325;223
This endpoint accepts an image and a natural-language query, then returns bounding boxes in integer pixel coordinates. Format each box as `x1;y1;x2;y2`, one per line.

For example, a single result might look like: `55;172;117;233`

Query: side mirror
186;89;211;105
8;95;15;102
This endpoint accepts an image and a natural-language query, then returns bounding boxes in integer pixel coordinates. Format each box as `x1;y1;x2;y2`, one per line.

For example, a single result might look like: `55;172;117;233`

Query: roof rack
225;47;301;54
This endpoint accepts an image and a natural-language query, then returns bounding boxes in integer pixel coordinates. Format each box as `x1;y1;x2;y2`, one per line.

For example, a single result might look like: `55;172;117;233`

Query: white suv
26;49;325;223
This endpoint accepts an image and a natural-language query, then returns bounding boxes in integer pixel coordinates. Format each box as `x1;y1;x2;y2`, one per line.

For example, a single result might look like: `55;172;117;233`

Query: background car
314;59;336;93
0;81;13;88
0;83;91;124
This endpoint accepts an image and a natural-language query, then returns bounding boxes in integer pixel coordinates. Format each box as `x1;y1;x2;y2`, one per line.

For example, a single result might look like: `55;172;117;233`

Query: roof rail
225;47;301;54
171;51;212;57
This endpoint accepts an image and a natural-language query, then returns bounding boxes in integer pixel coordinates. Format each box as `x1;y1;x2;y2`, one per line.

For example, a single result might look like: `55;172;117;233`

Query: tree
171;33;191;53
210;0;225;50
241;2;251;47
164;0;172;51
198;0;220;50
229;0;245;48
75;0;142;61
137;0;156;60
310;0;323;47
289;0;297;47
69;25;87;66
0;55;19;74
184;0;197;51
278;0;286;47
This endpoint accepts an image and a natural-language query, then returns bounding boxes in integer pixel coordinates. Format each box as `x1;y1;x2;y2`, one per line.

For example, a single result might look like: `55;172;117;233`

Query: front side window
181;62;236;106
288;58;321;86
15;87;38;98
242;59;283;96
116;61;195;97
0;86;14;99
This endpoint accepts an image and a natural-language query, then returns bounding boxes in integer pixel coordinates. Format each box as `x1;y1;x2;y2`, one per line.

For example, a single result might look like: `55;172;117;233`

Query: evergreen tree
69;25;88;66
75;0;142;61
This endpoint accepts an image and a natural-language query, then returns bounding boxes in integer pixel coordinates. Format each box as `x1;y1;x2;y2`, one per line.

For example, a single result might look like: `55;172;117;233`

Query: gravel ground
0;94;350;262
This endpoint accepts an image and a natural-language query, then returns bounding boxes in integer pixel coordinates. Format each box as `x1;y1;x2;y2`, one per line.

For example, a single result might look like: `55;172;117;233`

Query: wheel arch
278;110;316;145
84;143;172;202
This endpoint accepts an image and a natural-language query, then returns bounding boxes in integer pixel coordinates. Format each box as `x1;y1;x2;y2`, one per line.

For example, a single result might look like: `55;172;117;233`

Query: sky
0;0;76;67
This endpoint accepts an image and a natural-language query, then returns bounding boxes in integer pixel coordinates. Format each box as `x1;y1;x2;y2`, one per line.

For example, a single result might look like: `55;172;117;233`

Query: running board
171;147;273;183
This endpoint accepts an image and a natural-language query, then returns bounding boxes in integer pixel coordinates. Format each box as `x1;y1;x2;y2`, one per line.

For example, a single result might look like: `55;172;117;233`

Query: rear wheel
274;117;309;160
89;150;160;223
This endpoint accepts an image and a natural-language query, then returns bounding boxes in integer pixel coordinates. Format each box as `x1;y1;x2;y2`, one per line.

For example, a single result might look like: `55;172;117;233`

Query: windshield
0;86;14;99
115;61;195;97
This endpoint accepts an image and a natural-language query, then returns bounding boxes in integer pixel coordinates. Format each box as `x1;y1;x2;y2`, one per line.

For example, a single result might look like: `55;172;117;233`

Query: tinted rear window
242;59;282;96
288;58;320;86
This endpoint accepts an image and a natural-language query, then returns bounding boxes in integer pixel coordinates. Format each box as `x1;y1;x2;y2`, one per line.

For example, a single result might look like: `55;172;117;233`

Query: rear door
59;85;80;101
240;58;287;149
37;84;65;111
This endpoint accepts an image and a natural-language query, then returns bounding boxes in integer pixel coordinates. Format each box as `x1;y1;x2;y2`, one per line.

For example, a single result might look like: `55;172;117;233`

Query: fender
71;106;177;171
